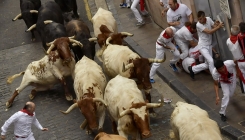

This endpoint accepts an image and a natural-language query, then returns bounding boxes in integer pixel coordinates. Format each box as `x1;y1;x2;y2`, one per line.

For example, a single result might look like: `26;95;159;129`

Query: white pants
238;61;245;88
192;46;214;73
15;133;34;140
219;78;236;115
149;42;180;79
131;0;148;22
175;38;188;60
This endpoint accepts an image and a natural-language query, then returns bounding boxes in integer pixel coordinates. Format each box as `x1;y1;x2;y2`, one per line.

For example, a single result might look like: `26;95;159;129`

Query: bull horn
68;36;75;39
60;103;78;114
93;98;107;107
148;52;166;63
120;32;134;37
44;20;53;24
146;96;164;108
46;44;55;54
25;24;36;32
30;10;38;14
12;13;22;21
88;37;97;42
122;62;134;72
69;38;83;48
119;108;132;117
106;36;112;46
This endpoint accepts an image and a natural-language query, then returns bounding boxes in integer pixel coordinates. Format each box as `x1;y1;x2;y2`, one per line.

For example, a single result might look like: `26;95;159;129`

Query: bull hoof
86;130;92;135
149;112;157;118
72;14;79;19
6;101;12;108
29;94;35;100
65;95;73;101
31;38;36;42
98;128;103;132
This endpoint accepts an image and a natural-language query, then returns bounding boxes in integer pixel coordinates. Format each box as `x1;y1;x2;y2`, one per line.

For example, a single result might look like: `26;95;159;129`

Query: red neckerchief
140;0;144;11
186;26;194;34
21;109;34;116
230;35;238;44
173;3;180;11
218;66;233;83
163;32;171;39
238;33;245;55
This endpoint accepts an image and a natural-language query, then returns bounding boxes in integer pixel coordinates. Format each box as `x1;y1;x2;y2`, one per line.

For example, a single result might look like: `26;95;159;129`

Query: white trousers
238;61;245;88
219;78;236;115
192;46;214;73
149;42;180;79
131;0;148;22
15;133;35;140
175;38;188;60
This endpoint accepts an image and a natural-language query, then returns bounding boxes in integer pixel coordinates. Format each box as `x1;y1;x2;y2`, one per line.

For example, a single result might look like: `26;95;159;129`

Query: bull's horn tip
59;110;67;114
12;19;15;21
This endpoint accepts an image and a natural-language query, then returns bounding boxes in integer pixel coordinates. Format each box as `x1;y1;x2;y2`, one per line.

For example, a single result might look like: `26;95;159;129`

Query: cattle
60;56;107;134
25;1;64;49
5;37;83;108
170;102;222;140
100;36;166;116
104;75;164;139
66;20;96;61
54;0;79;19
94;132;127;140
12;0;41;41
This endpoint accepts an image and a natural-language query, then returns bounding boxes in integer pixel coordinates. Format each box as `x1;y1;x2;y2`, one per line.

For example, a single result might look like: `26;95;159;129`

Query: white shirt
1;111;43;137
196;17;214;47
174;26;194;44
167;3;192;30
226;38;244;60
182;57;195;73
189;45;202;59
212;60;236;82
157;26;176;45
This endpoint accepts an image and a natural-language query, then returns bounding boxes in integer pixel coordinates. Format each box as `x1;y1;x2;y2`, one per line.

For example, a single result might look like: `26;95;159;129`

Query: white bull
104;75;163;140
170;101;222;140
60;56;107;134
5;37;82;108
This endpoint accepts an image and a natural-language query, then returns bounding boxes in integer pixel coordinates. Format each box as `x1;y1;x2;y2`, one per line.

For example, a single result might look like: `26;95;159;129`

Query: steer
6;37;83;108
66;20;96;61
12;0;41;41
94;132;127;140
54;0;79;19
60;56;107;134
101;37;166;116
170;102;222;140
25;1;64;48
104;75;164;140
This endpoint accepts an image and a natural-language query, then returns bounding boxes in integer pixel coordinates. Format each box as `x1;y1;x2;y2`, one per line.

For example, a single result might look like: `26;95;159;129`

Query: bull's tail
7;71;25;84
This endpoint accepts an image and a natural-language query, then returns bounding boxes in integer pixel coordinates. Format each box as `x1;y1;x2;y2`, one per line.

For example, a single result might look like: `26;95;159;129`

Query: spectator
167;0;193;30
1;102;48;140
213;60;239;122
149;26;179;83
188;11;224;79
131;0;149;26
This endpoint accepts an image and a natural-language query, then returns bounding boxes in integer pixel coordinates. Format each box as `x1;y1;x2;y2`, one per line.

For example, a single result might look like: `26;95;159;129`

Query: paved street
0;0;232;140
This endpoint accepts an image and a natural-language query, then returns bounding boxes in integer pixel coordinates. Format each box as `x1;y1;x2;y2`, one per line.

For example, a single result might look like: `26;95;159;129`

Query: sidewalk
90;0;245;139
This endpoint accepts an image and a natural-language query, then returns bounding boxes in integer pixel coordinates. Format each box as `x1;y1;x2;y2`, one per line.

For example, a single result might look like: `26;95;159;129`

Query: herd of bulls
5;0;225;139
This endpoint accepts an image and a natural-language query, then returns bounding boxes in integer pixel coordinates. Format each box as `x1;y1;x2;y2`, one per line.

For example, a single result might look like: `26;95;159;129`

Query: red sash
140;0;144;11
219;66;233;83
238;33;245;55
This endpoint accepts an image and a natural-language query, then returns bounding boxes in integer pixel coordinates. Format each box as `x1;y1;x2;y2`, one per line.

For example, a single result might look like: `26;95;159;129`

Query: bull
54;0;79;19
25;1;64;49
60;56;107;134
12;0;41;41
5;37;83;108
104;75;164;139
94;132;127;140
66;20;96;61
170;102;222;140
100;36;166;117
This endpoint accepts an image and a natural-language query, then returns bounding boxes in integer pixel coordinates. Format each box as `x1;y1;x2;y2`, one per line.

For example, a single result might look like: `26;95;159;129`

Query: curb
92;0;245;139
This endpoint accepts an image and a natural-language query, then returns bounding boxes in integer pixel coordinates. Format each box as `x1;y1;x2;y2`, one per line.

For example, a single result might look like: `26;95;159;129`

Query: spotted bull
94;132;127;140
60;56;107;134
6;37;83;108
104;75;163;140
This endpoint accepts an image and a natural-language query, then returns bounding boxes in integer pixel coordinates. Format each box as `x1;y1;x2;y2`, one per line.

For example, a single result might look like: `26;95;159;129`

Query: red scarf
219;66;233;83
163;32;171;39
238;33;245;55
230;35;238;44
173;3;180;11
21;109;34;116
186;26;194;34
140;0;144;11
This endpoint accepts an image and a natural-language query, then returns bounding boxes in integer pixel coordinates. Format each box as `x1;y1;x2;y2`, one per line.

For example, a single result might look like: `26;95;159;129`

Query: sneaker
220;114;227;122
127;4;131;8
119;3;127;8
188;66;194;79
150;79;155;83
136;21;145;26
169;63;178;72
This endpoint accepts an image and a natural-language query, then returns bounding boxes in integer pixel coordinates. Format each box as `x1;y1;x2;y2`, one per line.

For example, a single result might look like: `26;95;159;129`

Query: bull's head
119;99;163;138
12;10;38;24
122;54;166;91
46;36;83;63
60;97;107;130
